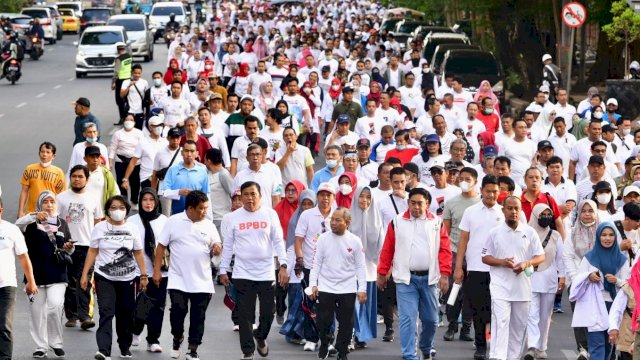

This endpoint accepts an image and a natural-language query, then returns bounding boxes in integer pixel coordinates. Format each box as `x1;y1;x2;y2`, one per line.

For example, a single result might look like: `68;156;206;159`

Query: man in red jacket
377;187;452;360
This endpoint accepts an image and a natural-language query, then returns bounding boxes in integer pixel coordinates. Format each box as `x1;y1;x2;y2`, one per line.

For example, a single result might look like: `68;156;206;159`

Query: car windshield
82;10;110;22
130;0;152;4
397;23;420;33
58;4;80;11
11;17;32;25
446;54;499;75
81;31;122;45
59;9;74;17
151;6;183;16
424;38;465;59
22;10;48;19
108;18;145;31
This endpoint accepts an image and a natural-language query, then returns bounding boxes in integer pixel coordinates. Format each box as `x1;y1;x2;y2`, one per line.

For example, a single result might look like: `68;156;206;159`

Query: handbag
134;291;155;323
43;221;72;265
155;147;181;181
223;286;236;311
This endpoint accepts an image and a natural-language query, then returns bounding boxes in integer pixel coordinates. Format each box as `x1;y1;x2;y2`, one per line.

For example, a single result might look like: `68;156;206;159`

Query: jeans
133;277;168;345
317;292;355;357
94;274;136;356
233;279;275;355
0;287;16;360
588;301;613;360
396;274;439;360
64;245;94;322
168;290;211;347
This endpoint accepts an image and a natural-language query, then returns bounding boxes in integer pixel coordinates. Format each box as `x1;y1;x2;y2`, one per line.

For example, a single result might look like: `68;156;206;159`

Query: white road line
16;102;27;108
0;114;4;119
35;92;46;98
53;84;62;89
67;77;75;82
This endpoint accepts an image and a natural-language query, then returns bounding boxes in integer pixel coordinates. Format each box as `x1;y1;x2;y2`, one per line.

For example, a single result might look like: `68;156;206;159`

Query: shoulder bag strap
389;193;399;215
168;146;181;168
614;220;635;265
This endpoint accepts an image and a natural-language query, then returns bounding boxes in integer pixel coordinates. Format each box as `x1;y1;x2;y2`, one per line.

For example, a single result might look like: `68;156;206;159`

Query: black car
80;7;112;34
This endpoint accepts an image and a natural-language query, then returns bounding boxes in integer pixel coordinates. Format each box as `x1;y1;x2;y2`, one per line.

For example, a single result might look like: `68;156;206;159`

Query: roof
108;14;147;20
82;25;126;33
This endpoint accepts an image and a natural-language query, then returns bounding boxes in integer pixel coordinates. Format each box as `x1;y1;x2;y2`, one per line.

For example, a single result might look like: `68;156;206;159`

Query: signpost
562;2;587;95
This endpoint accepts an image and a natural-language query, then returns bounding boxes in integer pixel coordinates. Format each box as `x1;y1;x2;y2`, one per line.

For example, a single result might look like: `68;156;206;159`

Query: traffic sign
562;2;587;28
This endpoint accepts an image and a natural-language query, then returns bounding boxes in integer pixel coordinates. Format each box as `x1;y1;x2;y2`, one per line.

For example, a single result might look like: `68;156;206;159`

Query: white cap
404;120;416;130
631;61;640;71
316;182;336;195
525;103;543;113
606;98;618;106
539;84;550;92
240;94;254;103
623;185;640;197
542;54;552;62
115;41;126;48
148;116;164;126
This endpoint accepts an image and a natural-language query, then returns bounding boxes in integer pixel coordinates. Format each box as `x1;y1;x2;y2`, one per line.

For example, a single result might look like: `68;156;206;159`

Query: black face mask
537;214;554;228
411;58;420;67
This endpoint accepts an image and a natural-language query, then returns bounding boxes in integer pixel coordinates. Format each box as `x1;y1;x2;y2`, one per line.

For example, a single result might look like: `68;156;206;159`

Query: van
107;14;154;61
74;25;129;78
57;1;83;17
148;2;189;41
421;32;470;63
440;49;504;107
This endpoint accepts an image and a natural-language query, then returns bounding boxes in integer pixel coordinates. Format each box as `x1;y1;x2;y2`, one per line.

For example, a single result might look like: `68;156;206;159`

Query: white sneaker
170;349;180;359
147;344;163;353
131;335;140;347
577;348;589;360
233;325;240;332
303;341;317;351
377;315;384;324
252;324;258;330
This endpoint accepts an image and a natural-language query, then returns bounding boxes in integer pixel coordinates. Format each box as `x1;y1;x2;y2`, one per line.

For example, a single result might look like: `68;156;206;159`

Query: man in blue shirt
161;140;209;214
310;145;344;192
603;98;622;124
73;97;101;145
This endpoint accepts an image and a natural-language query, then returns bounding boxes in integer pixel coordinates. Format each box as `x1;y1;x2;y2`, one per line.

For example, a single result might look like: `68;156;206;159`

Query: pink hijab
298;48;312;67
474;80;501;116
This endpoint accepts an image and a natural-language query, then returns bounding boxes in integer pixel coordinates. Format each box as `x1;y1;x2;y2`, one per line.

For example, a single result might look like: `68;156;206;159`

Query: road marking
48;48;55;52
16;102;27;108
0;114;4;119
53;84;62;89
67;77;75;82
35;92;45;98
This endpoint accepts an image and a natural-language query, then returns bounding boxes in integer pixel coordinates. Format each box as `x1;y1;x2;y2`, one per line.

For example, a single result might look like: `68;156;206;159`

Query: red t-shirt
384;147;419;165
520;191;561;222
476;112;500;133
180;135;212;163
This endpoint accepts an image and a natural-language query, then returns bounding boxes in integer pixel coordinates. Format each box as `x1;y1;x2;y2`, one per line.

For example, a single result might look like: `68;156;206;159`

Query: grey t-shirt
442;194;481;252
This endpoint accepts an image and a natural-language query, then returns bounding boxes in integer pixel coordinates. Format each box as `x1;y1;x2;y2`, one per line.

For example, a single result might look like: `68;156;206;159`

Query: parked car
59;8;80;33
421;32;470;64
430;43;479;73
33;5;63;41
440;49;504;107
21;7;58;44
407;25;455;47
148;2;190;42
380;18;401;32
80;7;113;34
56;1;83;17
107;14;153;61
74;25;129;78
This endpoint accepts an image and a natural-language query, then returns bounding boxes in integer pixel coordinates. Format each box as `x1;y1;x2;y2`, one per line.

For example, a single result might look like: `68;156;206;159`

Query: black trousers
94;274;136;356
569;286;589;351
0;286;16;360
275;269;287;317
464;271;491;351
234;279;275;355
132;113;145;130
64;245;93;322
114;159;140;205
133;277;168;345
168;290;211;347
445;252;473;328
378;275;397;330
317;292;355;357
115;79;127;121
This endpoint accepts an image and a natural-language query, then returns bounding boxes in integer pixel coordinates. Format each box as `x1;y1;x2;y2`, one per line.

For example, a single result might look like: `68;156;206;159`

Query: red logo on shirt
347;247;353;253
238;222;268;230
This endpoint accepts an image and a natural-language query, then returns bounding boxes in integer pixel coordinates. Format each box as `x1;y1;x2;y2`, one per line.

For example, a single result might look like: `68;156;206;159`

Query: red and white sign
562;2;587;28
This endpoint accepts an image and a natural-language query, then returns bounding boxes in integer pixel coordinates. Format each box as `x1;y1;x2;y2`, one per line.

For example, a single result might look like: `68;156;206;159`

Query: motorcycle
1;55;21;84
164;29;175;48
30;36;43;60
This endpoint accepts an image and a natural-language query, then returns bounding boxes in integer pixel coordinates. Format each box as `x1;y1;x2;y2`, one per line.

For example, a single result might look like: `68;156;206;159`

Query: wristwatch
122;178;129;182
280;264;288;270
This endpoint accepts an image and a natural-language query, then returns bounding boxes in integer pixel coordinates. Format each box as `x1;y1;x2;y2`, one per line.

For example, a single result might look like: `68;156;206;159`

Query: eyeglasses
285;188;297;194
248;152;262;157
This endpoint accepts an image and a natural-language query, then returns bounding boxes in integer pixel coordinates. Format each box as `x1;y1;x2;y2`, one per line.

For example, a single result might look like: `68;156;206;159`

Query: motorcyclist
1;32;21;79
165;13;180;33
0;17;11;35
26;18;45;51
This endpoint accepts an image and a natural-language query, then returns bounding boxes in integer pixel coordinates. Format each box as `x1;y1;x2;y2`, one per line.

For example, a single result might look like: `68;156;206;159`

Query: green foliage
602;0;640;45
0;0;30;13
383;0;446;23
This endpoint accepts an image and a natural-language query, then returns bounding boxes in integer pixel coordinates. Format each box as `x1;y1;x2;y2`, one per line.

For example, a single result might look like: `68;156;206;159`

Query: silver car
74;25;129;78
107;14;154;62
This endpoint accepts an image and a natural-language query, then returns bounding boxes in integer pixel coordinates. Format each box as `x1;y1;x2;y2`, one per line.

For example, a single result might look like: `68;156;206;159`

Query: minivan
440;49;504;107
107;14;154;61
421;32;470;64
148;2;189;41
75;25;129;78
21;7;58;43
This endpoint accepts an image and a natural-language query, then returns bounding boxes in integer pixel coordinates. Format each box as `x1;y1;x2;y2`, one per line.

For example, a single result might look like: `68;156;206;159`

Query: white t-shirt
376;107;402;128
0;220;28;288
260;127;286;162
121;79;149;114
128;214;169;277
411;153;449;186
275;144;314;186
452;89;474;112
428;185;462;217
282;94;311;126
160;97;191;127
571;138;619;178
483;222;545;301
232;166;283;208
152;146;183;190
377;193;408;228
295;207;333;268
90;221;143;282
57;190;102;246
455;118;486;162
87;168;106;210
158;212;220;293
309;230;367;294
133;136;168;182
354;115;386;144
326;130;359;149
247;72;273;98
458;201;504;272
498;137;537;184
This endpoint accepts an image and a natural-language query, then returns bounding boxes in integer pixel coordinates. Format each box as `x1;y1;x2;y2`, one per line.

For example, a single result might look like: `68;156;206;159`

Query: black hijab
139;187;161;261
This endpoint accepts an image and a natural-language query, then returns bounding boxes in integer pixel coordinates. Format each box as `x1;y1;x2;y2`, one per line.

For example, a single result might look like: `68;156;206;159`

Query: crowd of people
2;1;640;360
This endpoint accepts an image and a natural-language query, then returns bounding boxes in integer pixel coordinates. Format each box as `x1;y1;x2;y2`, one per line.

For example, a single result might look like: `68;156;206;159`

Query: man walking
161;140;209;214
112;42;133;124
377;187;452;360
310;208;367;360
219;181;289;360
154;191;221;360
17;142;66;218
73;97;100;145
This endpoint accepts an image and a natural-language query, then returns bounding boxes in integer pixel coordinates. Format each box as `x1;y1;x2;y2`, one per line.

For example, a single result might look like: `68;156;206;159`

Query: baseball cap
342;85;354;93
403;162;420;176
525;103;543;113
602;124;617;133
429;160;446;172
115;41;126;48
207;72;218;79
74;97;90;107
251;137;269;149
167;127;182;138
483;145;498;157
623;185;640;197
148;116;163;126
316;182;336;195
539;84;550;93
593;180;612;193
209;92;222;101
84;146;101;157
542;54;552;62
240;94;254;103
356;138;370;148
425;134;440;143
444;161;458;171
321;65;331;73
606;98;618;106
537;140;553;151
403;121;416;130
588;155;605;166
336;114;351;124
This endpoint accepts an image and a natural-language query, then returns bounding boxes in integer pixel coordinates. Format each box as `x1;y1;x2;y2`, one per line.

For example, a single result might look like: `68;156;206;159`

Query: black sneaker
337;354;349;360
253;332;268;357
120;349;132;358
318;342;329;359
459;330;473;342
443;328;455;341
33;350;46;358
328;345;338;356
473;349;487;360
382;328;394;342
52;348;65;358
186;350;200;360
241;353;254;360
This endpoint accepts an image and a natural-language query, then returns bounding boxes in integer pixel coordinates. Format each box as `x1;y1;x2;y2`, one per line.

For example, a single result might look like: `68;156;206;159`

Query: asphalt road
0;35;583;360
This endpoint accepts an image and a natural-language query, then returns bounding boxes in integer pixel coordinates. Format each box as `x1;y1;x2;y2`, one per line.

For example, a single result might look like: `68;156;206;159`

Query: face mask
326;159;338;169
537;214;554;228
85;137;97;143
594;112;603;119
304;87;311;94
152;126;164;136
596;193;611;204
123;121;135;130
484;108;493;115
40;161;52;168
459;181;472;193
580;220;596;227
331;85;339;91
624;128;631;136
396;145;406;151
544;94;549;101
339;183;353;195
153;78;162;86
423;67;430;73
109;209;126;222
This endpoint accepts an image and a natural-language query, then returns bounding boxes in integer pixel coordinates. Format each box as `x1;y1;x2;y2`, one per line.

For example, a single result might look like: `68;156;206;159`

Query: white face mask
326;159;338;169
339;183;352;195
593;112;603;119
40;161;52;168
332;85;340;91
624;128;631;136
396;145;406;151
596;193;611;204
123;121;135;130
459;181;472;193
544;94;549;101
153;78;163;87
152;126;164;136
109;209;126;222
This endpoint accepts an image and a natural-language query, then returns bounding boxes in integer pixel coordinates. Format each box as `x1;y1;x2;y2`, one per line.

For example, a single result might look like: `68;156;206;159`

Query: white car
107;14;154;62
75;25;129;78
148;2;189;42
20;7;58;44
57;1;84;17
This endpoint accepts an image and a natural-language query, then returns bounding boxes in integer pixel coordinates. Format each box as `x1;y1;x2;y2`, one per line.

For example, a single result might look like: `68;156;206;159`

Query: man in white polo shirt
233;143;283;208
219;181;289;360
153;191;221;360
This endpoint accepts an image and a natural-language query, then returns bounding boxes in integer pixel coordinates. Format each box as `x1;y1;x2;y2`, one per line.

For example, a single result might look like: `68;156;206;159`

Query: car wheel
149;48;154;61
143;54;150;62
57;28;63;40
75;71;84;78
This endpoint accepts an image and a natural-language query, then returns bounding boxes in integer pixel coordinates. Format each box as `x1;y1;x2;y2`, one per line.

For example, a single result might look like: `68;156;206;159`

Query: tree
602;0;640;78
0;0;30;13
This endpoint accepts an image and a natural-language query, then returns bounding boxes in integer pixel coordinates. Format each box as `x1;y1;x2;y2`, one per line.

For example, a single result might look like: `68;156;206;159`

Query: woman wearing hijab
570;222;630;360
164;58;187;85
329;78;343;105
300;80;321;156
16;191;73;358
371;67;386;89
256;81;277;117
253;37;269;61
127;188;168;352
367;81;382;107
276;99;300;136
280;190;318;345
530;107;557;144
607;259;639;360
477;131;499;163
572;115;590;141
349;186;383;348
564;199;599;358
473;80;500;116
336;172;358;209
228;62;251;97
524;204;564;360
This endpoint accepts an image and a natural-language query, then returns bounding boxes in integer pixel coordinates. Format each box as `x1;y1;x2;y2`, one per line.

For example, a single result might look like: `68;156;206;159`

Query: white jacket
569;271;609;332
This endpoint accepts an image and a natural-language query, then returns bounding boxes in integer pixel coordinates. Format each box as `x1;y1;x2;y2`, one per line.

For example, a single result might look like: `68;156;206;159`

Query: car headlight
492;80;504;93
77;50;85;57
135;37;145;44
